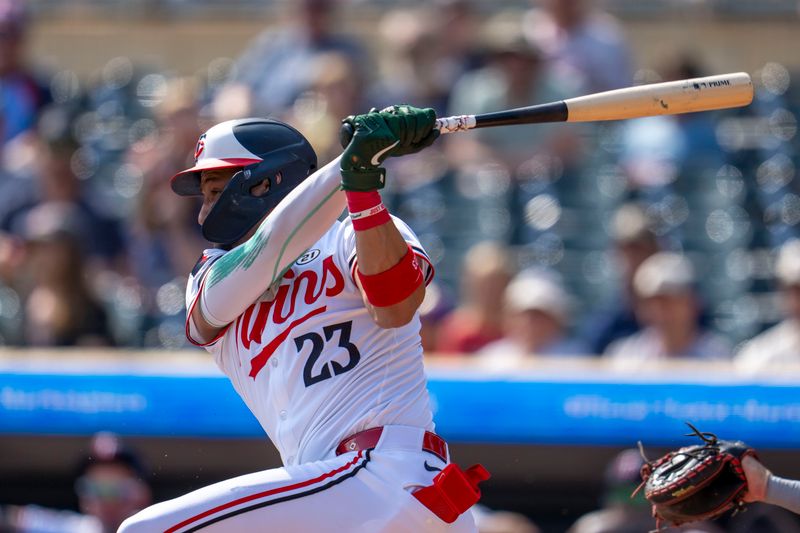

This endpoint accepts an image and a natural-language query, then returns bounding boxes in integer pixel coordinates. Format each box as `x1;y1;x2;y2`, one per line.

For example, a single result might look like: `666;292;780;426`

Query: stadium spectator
0;504;99;532
447;11;584;170
523;0;632;93
429;0;483;112
568;448;725;533
285;52;366;164
605;252;732;364
418;281;454;354
472;504;541;533
736;239;800;372
436;241;514;354
371;0;482;115
0;0;50;150
216;0;367;118
580;202;660;354
122;77;206;346
370;7;442;113
19;202;114;347
662;57;727;167
74;432;152;533
0;104;127;273
619;60;725;191
479;269;588;365
127;77;206;289
0;432;150;532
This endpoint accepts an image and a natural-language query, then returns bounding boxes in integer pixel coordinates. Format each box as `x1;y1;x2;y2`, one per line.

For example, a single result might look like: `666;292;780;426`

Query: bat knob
339;122;355;149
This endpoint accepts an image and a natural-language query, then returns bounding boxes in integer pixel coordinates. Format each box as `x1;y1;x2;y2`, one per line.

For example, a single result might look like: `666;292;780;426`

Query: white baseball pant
117;426;478;532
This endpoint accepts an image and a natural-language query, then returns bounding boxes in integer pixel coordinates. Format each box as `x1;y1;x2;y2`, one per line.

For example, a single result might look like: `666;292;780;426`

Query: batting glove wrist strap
346;191;391;231
340;166;386;191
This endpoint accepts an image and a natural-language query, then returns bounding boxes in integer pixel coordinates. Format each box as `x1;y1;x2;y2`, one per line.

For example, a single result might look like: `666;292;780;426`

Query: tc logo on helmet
194;133;207;162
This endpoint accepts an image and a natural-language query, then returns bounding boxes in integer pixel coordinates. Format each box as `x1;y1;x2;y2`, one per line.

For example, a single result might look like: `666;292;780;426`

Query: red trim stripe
185;276;231;347
165;451;364;533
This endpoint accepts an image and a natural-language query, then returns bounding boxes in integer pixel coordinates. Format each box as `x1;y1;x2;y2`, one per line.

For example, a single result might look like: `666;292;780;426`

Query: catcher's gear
634;422;757;530
340;105;438;191
171;118;317;245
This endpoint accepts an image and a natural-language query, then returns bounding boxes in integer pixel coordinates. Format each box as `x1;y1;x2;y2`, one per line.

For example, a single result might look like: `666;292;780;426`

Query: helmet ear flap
201;163;300;245
202;169;258;245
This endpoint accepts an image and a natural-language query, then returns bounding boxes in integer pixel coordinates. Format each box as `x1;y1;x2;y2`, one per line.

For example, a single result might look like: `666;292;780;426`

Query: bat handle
338;123;355;149
338;114;477;148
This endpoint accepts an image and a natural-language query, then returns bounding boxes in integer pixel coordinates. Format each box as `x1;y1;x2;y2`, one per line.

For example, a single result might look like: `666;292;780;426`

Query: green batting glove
340;112;399;191
378;104;440;157
340;105;440;191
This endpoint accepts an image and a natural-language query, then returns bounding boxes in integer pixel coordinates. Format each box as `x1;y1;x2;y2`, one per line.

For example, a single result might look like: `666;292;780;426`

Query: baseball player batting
118;105;488;533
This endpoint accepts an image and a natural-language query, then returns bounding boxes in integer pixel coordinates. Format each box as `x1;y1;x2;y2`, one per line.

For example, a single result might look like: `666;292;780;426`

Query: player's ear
249;178;271;197
250;172;281;197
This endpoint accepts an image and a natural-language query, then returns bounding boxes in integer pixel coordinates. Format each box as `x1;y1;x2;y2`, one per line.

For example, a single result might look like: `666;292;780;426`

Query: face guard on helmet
171;118;318;246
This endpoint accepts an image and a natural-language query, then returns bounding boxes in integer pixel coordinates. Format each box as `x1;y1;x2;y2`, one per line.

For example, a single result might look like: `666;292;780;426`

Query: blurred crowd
0;0;798;373
2;433;152;533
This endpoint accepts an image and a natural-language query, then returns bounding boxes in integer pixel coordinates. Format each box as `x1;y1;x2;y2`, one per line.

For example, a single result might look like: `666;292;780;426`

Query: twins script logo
237;255;345;378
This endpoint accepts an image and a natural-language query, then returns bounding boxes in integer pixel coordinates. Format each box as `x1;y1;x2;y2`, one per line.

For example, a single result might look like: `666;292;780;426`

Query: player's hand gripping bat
339;72;753;147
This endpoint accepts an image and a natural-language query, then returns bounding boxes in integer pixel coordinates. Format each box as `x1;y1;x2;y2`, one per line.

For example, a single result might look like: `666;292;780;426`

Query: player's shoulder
186;248;228;308
189;248;227;282
191;248;226;273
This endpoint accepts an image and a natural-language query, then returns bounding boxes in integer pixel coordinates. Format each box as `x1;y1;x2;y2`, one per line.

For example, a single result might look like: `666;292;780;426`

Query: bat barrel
565;72;754;123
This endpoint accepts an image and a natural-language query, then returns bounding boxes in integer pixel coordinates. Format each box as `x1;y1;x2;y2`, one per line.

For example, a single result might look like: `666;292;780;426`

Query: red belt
335;427;448;463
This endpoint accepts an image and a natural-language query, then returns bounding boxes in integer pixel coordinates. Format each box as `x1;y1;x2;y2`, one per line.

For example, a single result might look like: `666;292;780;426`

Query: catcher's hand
741;455;770;502
339;105;438;191
633;422;757;531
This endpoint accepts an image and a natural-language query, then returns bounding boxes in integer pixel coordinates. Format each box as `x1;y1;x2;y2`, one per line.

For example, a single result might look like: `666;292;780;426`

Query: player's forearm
353;222;409;275
764;474;800;514
199;157;345;327
338;105;436;327
353;220;425;328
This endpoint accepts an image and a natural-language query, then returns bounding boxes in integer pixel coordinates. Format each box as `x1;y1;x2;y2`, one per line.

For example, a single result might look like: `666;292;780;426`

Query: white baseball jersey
185;216;435;466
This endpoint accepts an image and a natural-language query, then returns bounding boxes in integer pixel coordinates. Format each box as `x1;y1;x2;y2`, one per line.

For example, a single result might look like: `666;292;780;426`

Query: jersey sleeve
185;248;228;347
339;216;434;286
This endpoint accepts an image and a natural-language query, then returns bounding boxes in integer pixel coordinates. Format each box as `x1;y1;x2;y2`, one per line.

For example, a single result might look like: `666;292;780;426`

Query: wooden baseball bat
339;72;753;147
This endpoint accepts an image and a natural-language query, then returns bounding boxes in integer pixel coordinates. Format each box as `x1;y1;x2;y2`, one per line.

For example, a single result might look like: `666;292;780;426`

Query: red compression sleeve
346;191;391;231
357;244;423;307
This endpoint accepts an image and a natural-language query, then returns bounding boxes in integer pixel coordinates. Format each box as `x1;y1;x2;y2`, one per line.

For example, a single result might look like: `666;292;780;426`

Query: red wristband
357;244;423;307
346;191;391;231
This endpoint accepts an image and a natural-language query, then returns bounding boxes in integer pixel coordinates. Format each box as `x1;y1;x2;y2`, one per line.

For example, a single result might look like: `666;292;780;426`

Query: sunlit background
1;1;800;532
0;0;794;350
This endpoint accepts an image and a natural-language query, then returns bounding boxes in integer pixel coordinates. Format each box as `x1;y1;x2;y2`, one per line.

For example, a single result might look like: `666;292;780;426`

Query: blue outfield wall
1;357;800;448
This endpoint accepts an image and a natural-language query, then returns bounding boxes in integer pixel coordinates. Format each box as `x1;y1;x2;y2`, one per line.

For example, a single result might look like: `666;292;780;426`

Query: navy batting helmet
171;118;317;245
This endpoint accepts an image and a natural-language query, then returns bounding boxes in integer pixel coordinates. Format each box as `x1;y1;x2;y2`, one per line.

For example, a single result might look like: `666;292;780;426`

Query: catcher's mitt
633;422;757;530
